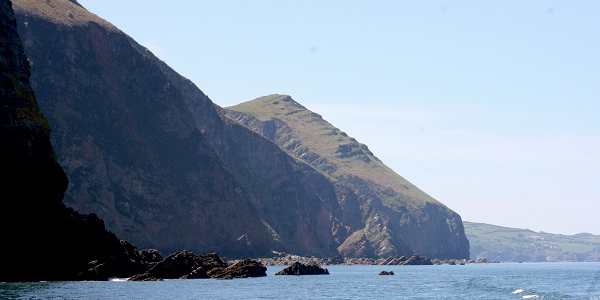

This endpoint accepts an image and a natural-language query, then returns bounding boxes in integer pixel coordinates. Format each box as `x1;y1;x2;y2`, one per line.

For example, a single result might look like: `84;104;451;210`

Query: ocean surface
1;263;599;299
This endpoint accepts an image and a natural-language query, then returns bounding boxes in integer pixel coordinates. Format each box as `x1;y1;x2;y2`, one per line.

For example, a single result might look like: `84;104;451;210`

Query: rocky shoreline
254;253;496;266
127;251;267;281
102;250;495;281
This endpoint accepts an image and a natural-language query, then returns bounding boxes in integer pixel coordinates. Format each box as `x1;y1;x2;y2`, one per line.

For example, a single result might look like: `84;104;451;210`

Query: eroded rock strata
207;259;267;279
128;251;229;281
128;251;266;281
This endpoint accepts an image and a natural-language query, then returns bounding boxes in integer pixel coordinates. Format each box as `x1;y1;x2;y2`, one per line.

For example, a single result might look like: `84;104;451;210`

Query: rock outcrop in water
275;262;330;275
402;254;433;265
128;251;266;280
378;271;395;275
0;0;155;282
76;241;163;281
207;259;267;279
12;0;470;260
128;251;229;281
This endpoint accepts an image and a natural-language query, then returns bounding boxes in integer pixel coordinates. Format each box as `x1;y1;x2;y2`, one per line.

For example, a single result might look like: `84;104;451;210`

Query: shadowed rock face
0;0;153;282
0;0;66;217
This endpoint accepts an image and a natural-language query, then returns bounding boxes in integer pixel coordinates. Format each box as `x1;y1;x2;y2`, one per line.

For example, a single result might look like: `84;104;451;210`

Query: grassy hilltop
226;94;440;210
226;94;470;259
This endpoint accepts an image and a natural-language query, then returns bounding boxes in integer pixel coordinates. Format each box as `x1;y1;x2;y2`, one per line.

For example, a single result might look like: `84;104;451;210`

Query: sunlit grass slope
226;94;443;211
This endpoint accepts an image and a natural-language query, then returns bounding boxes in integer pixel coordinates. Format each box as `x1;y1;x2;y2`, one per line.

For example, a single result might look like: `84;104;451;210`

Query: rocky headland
12;0;470;261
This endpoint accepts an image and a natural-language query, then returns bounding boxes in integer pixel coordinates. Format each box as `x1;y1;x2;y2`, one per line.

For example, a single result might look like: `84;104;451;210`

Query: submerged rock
275;262;329;275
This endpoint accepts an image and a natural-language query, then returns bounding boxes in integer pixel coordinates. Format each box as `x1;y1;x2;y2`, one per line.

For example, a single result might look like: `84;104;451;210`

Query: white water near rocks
1;263;599;299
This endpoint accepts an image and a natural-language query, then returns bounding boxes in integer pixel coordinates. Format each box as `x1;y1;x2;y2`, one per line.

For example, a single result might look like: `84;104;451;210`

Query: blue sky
78;0;599;235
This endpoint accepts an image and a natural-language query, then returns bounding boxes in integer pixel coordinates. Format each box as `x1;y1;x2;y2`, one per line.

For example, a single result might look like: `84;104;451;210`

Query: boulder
275;262;329;275
207;259;267;279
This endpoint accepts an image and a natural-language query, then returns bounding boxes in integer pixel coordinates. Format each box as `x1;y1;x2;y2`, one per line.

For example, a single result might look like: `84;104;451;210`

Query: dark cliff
0;0;150;281
12;0;469;259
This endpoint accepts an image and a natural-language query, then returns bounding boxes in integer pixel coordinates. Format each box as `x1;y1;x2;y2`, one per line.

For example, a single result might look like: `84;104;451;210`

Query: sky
77;0;599;235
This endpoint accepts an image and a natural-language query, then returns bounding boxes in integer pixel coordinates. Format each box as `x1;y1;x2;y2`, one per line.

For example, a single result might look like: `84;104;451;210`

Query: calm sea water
1;263;599;299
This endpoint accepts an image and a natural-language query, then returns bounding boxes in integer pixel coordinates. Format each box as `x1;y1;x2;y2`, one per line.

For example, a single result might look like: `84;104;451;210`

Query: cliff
12;0;470;259
226;95;470;259
13;0;345;258
0;0;151;281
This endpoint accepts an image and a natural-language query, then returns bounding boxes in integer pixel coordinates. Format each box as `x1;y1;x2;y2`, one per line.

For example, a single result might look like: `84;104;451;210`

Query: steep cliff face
147;44;345;257
13;0;344;258
13;0;277;257
0;0;64;213
226;95;470;259
12;0;469;259
0;0;149;281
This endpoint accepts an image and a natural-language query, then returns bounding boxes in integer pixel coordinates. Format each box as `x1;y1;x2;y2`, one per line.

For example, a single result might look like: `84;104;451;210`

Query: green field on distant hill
464;221;600;262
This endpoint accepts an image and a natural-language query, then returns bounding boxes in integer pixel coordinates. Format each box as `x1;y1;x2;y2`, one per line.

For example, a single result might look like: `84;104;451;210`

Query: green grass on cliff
464;221;600;262
226;94;443;210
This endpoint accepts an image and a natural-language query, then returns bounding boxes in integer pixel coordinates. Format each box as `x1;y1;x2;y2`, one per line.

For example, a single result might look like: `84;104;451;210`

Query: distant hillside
226;94;470;259
465;222;600;262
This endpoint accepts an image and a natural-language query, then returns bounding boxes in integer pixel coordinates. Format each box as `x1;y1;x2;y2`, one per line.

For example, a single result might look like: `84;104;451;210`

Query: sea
1;263;599;299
